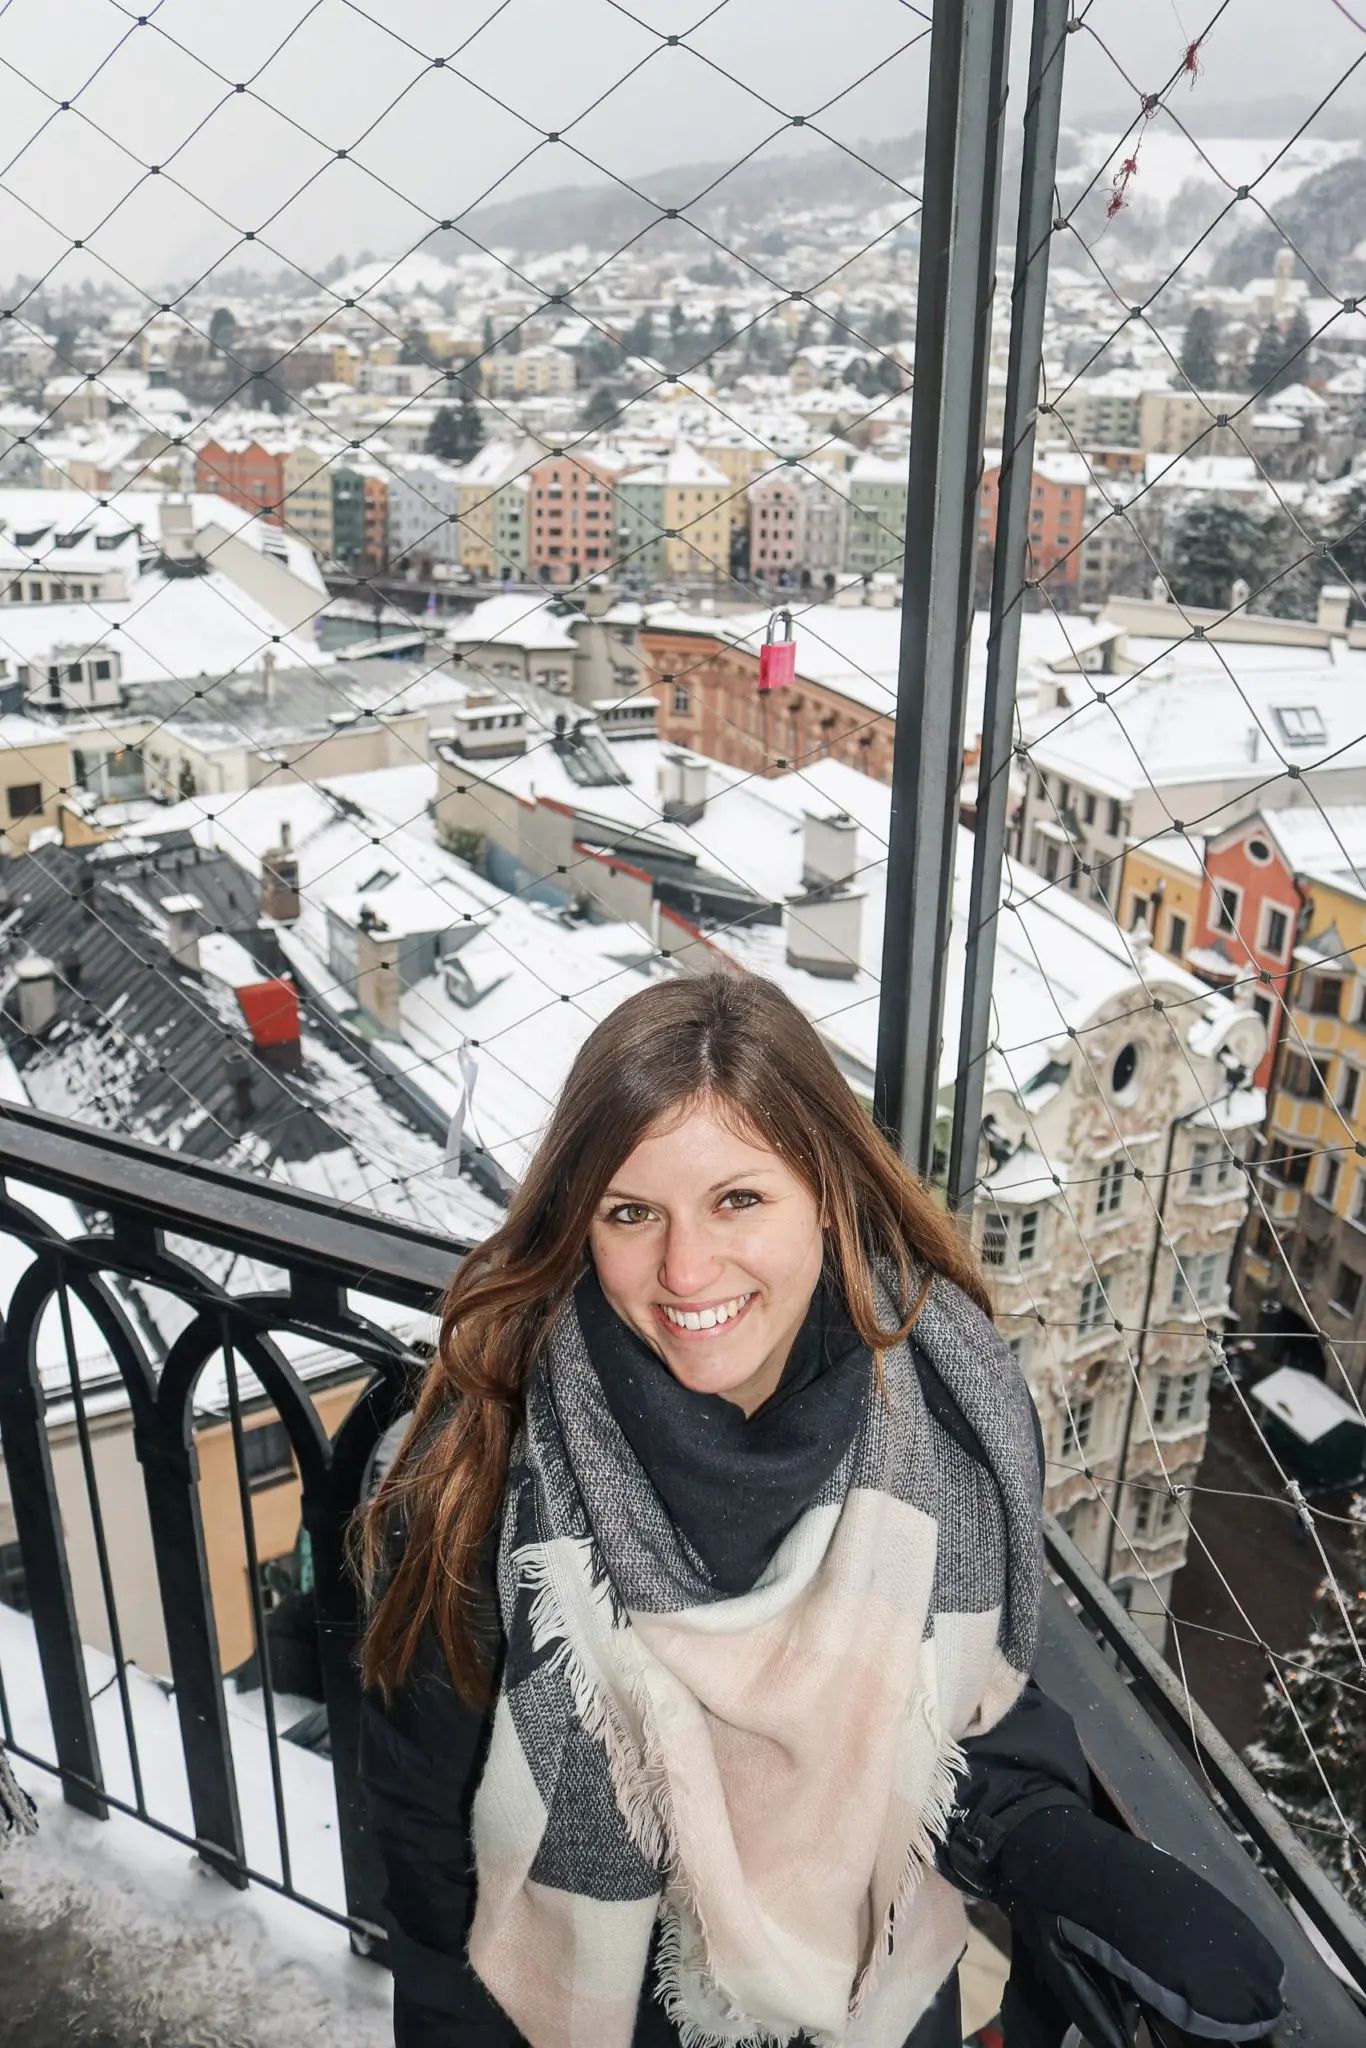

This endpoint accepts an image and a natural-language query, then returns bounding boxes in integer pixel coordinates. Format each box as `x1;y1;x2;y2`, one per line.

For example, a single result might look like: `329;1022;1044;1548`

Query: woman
359;973;1284;2048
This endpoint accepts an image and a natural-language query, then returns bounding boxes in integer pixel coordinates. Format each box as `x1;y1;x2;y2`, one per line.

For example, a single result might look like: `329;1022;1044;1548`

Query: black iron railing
0;1101;1364;2037
0;1099;462;1950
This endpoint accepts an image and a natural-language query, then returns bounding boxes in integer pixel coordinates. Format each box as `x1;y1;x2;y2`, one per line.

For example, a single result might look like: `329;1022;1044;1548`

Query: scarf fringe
852;1687;968;2019
654;1905;799;2048
515;1537;674;1873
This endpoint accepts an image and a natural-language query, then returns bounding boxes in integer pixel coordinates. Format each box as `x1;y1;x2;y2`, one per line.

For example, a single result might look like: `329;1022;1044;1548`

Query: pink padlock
758;609;796;692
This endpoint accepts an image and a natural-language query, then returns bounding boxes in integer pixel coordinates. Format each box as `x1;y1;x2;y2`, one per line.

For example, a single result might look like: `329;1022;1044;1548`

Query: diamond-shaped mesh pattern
0;0;1363;1970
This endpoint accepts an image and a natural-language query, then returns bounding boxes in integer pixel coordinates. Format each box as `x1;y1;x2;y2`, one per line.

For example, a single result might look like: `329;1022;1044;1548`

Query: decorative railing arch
0;1100;463;1949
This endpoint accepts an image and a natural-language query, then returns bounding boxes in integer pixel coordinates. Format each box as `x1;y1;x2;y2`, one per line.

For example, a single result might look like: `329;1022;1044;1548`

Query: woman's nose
658;1219;720;1300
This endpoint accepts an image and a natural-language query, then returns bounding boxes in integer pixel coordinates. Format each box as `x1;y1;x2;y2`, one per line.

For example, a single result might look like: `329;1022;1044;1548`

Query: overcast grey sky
0;0;1361;292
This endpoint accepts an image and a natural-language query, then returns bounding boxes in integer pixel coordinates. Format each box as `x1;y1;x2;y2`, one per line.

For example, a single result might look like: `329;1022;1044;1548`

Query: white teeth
660;1293;753;1331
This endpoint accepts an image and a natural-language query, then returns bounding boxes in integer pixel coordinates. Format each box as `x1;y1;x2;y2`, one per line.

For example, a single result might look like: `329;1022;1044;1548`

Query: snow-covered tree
1246;1495;1366;1914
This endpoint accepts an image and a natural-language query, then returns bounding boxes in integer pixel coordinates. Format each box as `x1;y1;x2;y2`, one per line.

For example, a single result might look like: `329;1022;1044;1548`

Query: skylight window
359;868;396;892
1273;705;1326;748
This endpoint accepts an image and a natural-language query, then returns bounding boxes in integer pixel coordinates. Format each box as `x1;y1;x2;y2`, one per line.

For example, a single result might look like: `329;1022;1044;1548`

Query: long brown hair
358;971;990;1703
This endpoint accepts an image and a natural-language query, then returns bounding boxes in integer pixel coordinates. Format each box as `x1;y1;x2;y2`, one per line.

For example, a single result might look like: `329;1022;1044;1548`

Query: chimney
15;954;57;1036
235;974;303;1074
262;647;277;706
162;892;203;972
1317;583;1351;636
801;811;858;891
158;496;197;563
784;890;864;979
1230;577;1250;611
260;821;301;923
659;750;708;825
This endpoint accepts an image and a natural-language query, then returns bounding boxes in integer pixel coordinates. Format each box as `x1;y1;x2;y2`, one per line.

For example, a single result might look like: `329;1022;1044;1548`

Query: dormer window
1273;705;1325;748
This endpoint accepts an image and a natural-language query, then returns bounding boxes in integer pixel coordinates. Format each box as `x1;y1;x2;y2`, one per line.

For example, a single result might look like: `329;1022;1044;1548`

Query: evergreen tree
1247;319;1287;396
425;386;485;464
580;382;623;432
482;313;495;354
623;309;654;359
1247;310;1312;399
1246;1495;1366;1913
1320;481;1366;609
1163;501;1266;609
209;307;238;357
1180;305;1220;390
1273;306;1313;393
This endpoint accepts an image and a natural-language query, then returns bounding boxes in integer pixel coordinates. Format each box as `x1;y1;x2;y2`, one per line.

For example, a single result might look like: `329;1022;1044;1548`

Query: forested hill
430;135;924;261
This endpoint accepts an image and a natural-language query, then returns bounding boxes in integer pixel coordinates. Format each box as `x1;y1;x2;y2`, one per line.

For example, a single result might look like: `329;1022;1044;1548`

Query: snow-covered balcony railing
0;1101;1364;2042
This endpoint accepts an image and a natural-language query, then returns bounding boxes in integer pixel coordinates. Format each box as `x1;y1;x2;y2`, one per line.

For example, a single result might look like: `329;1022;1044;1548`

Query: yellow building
280;443;335;558
1118;829;1205;965
1239;860;1366;1402
0;725;74;854
697;432;768;536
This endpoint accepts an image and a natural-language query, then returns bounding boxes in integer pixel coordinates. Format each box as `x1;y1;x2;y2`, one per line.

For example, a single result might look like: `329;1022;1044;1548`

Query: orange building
527;452;616;585
642;623;895;782
977;452;1088;605
194;438;286;524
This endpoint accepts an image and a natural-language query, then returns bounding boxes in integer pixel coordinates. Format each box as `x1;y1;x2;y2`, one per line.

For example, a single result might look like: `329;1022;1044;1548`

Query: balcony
0;1103;1363;2042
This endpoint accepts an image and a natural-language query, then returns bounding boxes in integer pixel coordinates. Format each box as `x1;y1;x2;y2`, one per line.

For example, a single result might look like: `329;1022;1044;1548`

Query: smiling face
587;1096;826;1416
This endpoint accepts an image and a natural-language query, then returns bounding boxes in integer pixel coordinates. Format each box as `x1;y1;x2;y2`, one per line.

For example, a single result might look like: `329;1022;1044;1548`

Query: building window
1339;1065;1361;1119
1309;973;1343;1018
6;782;43;820
241;1418;294;1488
1261;904;1290;957
1332;1264;1363;1315
981;1207;1041;1270
673;683;690;715
1095;1160;1126;1217
1167;913;1187;956
1077;1277;1109;1335
1171;1250;1225;1313
1061;1397;1096;1458
1107;798;1122;837
1266;1144;1311;1187
1153;1369;1202;1428
1319;1155;1342;1207
1214;883;1241;935
1189;1140;1237;1193
1281;1051;1327;1102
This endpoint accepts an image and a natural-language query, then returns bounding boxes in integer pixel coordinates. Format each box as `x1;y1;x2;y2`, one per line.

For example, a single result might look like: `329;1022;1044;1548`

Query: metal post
875;0;1016;1175
947;0;1071;1211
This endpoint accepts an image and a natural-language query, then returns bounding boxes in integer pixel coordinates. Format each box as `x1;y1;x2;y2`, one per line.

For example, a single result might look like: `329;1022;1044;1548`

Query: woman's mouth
654;1291;757;1337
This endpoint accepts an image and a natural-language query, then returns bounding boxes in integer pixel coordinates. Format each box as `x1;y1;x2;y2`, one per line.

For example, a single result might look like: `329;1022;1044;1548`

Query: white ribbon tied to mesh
443;1040;482;1179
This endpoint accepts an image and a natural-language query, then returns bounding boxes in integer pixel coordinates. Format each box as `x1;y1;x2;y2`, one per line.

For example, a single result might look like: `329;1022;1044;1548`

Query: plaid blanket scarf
469;1269;1043;2048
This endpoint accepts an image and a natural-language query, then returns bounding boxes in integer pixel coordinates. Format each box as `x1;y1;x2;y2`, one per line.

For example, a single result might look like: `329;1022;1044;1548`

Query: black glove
993;1805;1286;2047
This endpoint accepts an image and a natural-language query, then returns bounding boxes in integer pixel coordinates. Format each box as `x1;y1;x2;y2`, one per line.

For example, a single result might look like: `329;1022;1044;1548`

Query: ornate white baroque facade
971;930;1266;1647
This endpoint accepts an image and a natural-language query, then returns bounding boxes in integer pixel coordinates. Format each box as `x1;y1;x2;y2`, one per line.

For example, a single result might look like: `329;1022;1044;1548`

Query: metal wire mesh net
0;0;1362;1975
980;0;1366;1924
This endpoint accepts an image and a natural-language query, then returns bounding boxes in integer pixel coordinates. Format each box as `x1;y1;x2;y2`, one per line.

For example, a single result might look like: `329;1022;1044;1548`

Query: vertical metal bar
0;1278;106;1818
136;1380;247;1885
875;0;1016;1174
221;1323;293;1894
947;0;1072;1212
55;1264;146;1815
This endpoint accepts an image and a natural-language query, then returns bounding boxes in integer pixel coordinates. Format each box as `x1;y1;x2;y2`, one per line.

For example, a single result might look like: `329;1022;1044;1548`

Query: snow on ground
0;1602;391;2047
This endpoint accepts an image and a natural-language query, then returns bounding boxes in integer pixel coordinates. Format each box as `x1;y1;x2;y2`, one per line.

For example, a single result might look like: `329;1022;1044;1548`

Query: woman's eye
607;1202;655;1226
718;1189;761;1210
